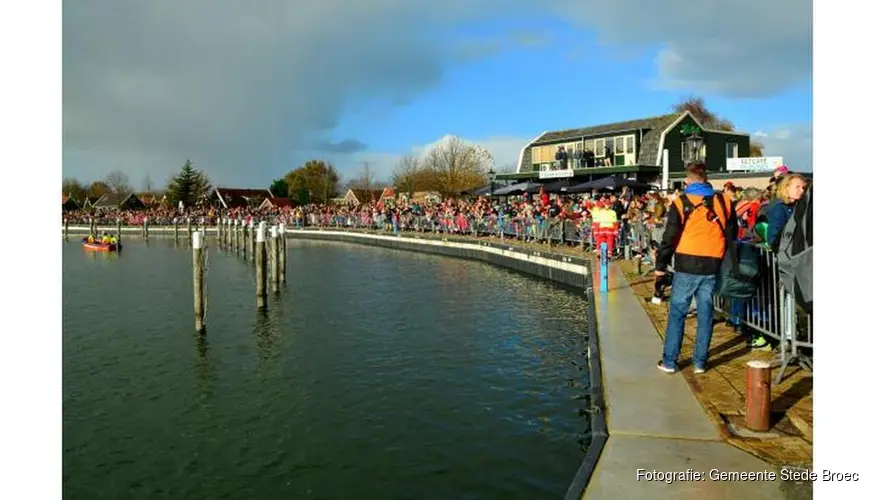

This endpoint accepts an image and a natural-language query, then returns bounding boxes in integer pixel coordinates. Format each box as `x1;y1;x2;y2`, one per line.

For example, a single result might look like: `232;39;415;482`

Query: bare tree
672;95;764;157
104;170;133;195
422;136;493;196
346;162;376;191
142;174;154;194
391;155;421;195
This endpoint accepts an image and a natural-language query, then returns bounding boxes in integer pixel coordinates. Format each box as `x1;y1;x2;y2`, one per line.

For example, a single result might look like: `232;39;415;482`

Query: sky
62;0;812;189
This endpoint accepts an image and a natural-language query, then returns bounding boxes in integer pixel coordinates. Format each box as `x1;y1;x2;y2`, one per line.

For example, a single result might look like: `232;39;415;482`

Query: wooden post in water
250;221;256;264
242;220;248;260
226;218;232;248
174;218;179;241
217;216;223;245
117;218;122;243
278;223;286;284
235;219;241;253
255;225;267;310
745;360;772;432
270;226;280;293
192;230;206;333
64;218;69;239
187;217;193;242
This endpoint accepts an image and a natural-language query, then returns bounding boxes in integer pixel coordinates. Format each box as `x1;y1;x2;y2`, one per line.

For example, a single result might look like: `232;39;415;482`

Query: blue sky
63;0;812;189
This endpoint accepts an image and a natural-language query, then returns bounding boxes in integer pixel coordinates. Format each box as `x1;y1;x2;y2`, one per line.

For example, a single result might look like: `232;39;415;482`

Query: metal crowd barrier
712;243;813;383
286;212;601;249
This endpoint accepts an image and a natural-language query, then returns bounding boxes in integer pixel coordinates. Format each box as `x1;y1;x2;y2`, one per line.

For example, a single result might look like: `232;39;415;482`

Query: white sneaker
650;296;662;304
694;366;706;374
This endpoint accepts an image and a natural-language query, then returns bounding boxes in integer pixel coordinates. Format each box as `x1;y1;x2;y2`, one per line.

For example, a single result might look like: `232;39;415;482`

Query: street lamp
682;125;704;163
487;167;496;197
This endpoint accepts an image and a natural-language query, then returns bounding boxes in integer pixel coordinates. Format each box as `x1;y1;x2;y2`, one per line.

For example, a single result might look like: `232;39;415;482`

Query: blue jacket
766;201;794;247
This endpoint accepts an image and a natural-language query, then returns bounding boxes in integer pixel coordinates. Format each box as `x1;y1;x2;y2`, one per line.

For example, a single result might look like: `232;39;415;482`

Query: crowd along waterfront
63;236;596;499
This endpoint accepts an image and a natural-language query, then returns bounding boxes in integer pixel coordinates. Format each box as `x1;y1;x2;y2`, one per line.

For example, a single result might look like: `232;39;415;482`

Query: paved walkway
583;262;789;499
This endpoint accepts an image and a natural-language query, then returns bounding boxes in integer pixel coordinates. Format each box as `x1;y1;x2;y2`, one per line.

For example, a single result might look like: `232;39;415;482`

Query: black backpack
677;194;760;300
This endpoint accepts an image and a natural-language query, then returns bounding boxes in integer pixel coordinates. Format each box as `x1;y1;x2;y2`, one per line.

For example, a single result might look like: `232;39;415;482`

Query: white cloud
337;135;532;183
63;0;810;190
755;122;811;172
552;0;811;97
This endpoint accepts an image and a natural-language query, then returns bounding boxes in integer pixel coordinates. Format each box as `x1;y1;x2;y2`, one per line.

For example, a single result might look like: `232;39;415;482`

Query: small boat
81;238;122;252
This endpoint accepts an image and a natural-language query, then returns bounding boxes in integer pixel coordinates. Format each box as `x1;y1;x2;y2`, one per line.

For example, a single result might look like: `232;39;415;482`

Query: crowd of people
63;165;806;259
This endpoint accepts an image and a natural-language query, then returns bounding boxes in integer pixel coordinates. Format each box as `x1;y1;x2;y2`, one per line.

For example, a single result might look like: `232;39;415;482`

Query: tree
62;178;88;202
672;95;764;157
142;174;154;195
269;178;289;198
284;160;340;205
421;136;492;196
166;159;212;207
104;170;133;195
390;155;439;195
346;162;376;192
86;181;111;199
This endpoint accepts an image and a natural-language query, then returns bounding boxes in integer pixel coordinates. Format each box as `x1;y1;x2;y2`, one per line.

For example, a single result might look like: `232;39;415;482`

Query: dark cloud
63;0;810;187
315;139;368;154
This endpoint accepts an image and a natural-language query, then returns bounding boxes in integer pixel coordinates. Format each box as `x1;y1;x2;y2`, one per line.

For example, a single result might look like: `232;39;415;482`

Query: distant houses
210;188;274;209
258;197;293;211
91;193;147;211
62;195;81;211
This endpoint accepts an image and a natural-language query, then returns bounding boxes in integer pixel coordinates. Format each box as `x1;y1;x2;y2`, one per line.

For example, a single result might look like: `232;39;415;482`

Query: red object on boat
81;238;122;252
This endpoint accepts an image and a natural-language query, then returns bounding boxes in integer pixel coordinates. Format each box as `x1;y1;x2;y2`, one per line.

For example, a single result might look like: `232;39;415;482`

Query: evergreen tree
166;159;212;207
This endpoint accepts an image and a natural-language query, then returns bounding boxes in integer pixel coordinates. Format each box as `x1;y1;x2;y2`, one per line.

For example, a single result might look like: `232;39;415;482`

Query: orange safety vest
672;192;732;259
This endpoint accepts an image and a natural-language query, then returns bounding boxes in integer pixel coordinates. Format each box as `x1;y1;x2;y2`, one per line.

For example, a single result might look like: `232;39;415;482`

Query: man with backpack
654;163;738;374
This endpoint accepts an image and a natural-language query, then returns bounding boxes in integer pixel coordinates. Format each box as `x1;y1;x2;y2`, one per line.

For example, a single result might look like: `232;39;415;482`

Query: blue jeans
729;299;745;328
662;272;717;369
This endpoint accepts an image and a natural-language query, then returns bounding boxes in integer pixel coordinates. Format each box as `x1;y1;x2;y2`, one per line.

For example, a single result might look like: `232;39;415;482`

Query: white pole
661;148;670;191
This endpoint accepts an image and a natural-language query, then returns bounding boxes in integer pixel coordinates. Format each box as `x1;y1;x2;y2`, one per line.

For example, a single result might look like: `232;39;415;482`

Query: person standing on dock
654;163;737;375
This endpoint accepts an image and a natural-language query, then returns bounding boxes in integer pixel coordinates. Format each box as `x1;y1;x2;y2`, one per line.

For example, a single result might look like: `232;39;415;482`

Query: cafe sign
726;156;784;172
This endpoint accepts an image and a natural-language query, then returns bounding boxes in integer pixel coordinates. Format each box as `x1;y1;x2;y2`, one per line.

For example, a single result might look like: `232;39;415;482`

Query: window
605;138;614;154
616;137;626;154
726;142;738;159
624;134;635;153
595;139;605;157
584;139;594;152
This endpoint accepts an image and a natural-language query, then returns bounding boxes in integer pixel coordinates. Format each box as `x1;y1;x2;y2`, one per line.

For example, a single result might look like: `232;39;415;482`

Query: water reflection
194;332;216;401
254;305;282;365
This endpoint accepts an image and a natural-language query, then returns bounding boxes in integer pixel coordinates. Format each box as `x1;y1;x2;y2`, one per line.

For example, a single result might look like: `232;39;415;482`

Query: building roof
532;113;680;145
213;187;273;208
261;197;293;208
346;188;382;204
92;192;142;208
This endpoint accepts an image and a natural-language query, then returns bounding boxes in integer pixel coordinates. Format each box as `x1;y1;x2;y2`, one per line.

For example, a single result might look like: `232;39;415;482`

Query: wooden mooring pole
234;219;240;253
174;218;179;241
745;360;772;432
250;221;257;264
187;217;193;241
242;220;249;260
117;218;122;242
270;226;280;293
278;223;286;284
217;217;223;245
64;218;69;239
193;230;206;333
143;217;149;239
255;224;267;310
